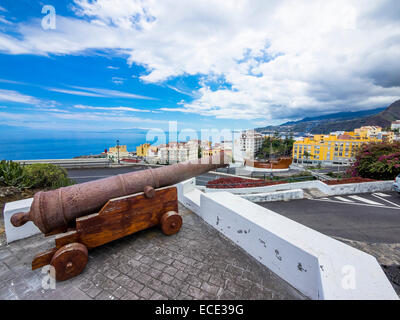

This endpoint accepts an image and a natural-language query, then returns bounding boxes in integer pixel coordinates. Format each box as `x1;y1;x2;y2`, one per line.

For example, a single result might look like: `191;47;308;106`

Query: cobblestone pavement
0;204;305;300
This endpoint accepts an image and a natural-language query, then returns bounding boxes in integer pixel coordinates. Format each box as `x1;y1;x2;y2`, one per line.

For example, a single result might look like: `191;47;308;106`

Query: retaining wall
240;189;304;202
178;178;398;300
205;180;394;196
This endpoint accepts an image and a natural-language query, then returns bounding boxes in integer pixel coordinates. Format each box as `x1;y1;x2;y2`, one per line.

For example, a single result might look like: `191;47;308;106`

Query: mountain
279;108;385;126
256;100;400;134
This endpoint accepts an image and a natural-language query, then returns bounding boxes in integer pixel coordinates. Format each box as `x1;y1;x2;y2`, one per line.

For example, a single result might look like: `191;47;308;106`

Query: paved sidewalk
0;204;305;300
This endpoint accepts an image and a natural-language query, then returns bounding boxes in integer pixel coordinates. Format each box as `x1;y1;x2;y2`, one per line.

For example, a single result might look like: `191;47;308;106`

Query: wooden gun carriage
11;154;227;281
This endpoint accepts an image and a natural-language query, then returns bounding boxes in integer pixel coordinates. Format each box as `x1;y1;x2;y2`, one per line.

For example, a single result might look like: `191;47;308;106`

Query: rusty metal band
38;192;50;233
58;188;68;226
116;174;128;194
149;168;160;188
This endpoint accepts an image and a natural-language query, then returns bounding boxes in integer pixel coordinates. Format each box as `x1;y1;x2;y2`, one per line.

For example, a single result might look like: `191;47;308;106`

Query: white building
157;141;198;164
235;130;263;161
391;120;400;130
107;145;130;163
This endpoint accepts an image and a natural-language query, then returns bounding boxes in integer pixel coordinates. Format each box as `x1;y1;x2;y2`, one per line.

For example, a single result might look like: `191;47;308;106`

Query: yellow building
109;145;128;153
381;131;394;143
136;143;151;157
293;130;381;165
202;146;233;158
107;145;129;162
354;126;382;138
202;148;214;158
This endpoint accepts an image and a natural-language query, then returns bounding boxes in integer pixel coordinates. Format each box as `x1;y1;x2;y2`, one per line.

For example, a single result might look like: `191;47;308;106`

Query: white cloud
48;87;107;97
0;5;6;12
72;0;153;30
29;108;72;113
48;85;155;99
0;89;40;105
0;16;12;25
0;0;399;122
107;65;119;69
166;85;195;97
49;110;166;125
70;86;156;99
0;108;166;131
74;104;150;112
111;76;125;85
0;79;26;85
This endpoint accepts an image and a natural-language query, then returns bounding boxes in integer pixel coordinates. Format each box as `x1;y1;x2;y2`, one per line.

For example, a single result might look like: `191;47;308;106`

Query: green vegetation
348;142;400;180
302;151;311;163
326;171;345;179
256;131;295;159
307;164;322;170
0;160;29;188
262;171;315;183
0;161;74;189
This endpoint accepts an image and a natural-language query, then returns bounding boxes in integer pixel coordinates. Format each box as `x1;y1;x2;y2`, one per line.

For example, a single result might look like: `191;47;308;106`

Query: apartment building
236;131;263;160
391;120;400;130
354;126;394;143
292;131;381;166
157;140;199;164
354;126;382;137
107;145;130;162
136;143;151;157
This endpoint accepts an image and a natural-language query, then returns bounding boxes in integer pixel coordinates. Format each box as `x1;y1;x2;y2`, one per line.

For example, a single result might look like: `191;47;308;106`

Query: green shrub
0;161;74;189
23;163;74;189
0;160;29;188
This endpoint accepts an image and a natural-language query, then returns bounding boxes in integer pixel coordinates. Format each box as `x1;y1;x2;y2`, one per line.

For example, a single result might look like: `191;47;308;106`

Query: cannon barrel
11;153;228;234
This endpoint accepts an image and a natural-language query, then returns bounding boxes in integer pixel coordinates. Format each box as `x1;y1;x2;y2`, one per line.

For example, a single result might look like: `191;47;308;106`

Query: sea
0;128;149;160
0;125;250;160
0;126;227;160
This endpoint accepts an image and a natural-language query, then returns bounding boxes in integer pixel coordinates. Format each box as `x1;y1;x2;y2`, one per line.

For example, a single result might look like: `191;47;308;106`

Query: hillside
256;100;400;134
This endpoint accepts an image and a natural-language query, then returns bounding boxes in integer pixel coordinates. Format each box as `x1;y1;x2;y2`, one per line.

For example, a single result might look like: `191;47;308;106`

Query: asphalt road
258;191;400;244
67;166;226;186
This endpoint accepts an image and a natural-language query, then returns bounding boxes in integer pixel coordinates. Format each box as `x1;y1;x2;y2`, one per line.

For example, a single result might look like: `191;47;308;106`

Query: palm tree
303;151;311;166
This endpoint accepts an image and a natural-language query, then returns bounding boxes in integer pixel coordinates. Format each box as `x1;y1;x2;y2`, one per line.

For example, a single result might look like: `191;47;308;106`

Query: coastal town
1;0;400;306
102;121;400;171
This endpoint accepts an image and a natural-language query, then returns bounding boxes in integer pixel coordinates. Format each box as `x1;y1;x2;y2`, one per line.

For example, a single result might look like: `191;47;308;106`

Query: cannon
11;153;228;281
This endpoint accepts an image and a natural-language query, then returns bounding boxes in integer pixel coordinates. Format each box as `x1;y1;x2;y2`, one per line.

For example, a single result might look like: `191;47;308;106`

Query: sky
0;0;399;132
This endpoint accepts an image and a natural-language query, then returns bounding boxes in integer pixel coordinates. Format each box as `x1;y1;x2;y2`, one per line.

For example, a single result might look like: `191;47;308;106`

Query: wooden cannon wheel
50;243;88;281
160;211;182;236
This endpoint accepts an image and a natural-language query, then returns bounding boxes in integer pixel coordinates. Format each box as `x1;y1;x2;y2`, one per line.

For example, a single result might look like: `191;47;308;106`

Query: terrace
0;203;305;300
1;166;398;300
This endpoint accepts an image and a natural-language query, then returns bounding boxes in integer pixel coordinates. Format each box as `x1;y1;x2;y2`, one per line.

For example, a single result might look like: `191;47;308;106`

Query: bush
0;160;29;188
0;161;74;189
23;163;74;189
348;142;400;180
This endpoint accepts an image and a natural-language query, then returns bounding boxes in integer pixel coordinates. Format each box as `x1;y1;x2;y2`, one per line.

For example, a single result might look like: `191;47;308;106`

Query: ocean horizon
0;128;149;160
0;126;234;160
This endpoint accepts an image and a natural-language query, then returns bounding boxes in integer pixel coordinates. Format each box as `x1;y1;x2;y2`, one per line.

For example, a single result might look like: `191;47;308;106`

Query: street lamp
116;139;120;165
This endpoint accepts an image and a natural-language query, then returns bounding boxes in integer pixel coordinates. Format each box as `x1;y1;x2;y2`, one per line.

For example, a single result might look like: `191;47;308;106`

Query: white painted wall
240;189;304;202
178;178;398;300
4;198;40;243
243;166;290;173
205;180;394;196
177;178;202;214
205;180;329;194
